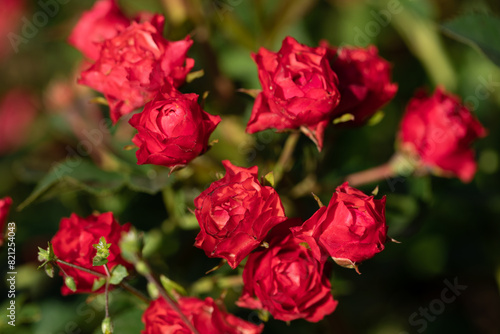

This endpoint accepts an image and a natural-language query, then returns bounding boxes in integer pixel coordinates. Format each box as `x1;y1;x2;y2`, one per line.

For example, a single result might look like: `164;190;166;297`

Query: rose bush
194;160;287;269
142;296;263;334
129;85;220;168
51;212;131;295
78;18;194;123
321;42;398;125
237;218;338;322
291;182;387;269
246;36;341;151
398;87;487;182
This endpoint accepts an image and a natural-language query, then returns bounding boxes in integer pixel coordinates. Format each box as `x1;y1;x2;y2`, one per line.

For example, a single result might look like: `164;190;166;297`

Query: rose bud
246;36;341;151
397;87;487;182
78;19;194;123
321;42;398;125
128;85;220;168
237;218;338;322
142;296;263;334
0;89;37;155
291;183;387;272
0;197;13;246
51;212;131;295
194;160;287;269
68;0;130;61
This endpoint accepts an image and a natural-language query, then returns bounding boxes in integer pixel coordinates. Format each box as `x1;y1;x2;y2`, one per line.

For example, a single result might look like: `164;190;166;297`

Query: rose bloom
142;296;263;334
398;87;487;182
237;218;338;322
246;36;341;151
129;85;220;168
291;182;387;270
321;42;397;125
78;19;194;123
0;197;13;246
68;0;130;61
0;89;37;155
51;212;131;295
194;160;286;269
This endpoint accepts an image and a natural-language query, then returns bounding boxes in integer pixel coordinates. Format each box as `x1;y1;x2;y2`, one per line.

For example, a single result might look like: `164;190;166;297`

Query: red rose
141;296;263;334
291;182;387;269
68;0;130;61
129;85;220;168
0;89;37;154
321;42;397;125
0;197;12;246
237;218;338;322
246;36;341;151
78;20;194;123
398;87;487;182
51;212;131;295
194;160;286;269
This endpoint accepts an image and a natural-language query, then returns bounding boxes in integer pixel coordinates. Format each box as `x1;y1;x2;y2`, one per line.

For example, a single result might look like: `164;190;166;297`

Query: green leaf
441;13;500;67
17;160;126;211
160;275;187;299
93;237;111;266
264;171;275;187
37;242;56;270
185;69;204;83
333;113;355;125
146;282;159;300
367;110;385;126
64;276;77;292
44;263;54;278
110;265;129;285
101;317;113;334
119;227;143;262
92;277;107;291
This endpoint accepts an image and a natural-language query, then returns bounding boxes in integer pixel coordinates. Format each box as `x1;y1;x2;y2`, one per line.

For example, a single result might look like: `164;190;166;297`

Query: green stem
274;131;300;185
119;282;150;304
104;265;111;319
56;259;107;278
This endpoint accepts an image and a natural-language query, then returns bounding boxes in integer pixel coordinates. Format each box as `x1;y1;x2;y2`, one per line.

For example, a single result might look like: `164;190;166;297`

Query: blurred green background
1;0;499;333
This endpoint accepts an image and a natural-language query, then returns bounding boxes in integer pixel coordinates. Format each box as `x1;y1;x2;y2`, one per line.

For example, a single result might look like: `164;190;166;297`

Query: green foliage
442;12;500;67
92;237;112;267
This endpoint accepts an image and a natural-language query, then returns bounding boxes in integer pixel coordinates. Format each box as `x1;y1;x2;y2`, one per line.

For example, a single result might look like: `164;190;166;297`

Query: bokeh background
1;0;499;333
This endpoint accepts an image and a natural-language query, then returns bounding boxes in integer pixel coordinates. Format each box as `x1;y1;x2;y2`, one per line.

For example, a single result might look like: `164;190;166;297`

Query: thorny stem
56;259;150;304
56;259;107;278
133;256;200;334
344;162;395;187
104;265;111;319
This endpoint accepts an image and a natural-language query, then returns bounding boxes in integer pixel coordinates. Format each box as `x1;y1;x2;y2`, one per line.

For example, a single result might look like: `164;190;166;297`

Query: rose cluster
194;162;387;322
246;36;397;151
33;1;488;332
